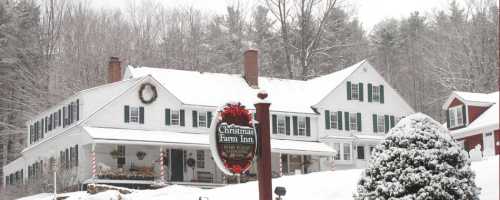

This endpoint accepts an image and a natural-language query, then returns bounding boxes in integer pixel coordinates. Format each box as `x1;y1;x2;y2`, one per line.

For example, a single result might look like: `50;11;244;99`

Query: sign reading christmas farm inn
209;102;257;175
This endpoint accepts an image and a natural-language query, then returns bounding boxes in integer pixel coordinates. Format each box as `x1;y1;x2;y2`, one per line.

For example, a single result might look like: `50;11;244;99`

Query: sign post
255;91;272;200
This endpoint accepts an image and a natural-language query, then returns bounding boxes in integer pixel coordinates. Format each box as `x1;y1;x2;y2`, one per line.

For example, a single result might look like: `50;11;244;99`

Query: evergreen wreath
139;83;157;104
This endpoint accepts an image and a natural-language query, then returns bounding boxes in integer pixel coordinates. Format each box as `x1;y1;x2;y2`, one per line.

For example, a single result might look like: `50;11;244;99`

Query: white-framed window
330;112;338;129
343;143;351;160
377;115;385;133
129;107;139;123
333;143;341;160
196;150;205;168
351;84;359;100
171;110;180;126
277;116;286;135
449;106;464;128
198;112;207;127
357;146;365;160
298;117;306;136
372;86;380;102
350;113;358;131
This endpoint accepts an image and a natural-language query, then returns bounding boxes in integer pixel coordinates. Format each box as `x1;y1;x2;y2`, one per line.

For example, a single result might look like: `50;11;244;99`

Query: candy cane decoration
159;147;165;185
279;153;283;177
91;143;96;183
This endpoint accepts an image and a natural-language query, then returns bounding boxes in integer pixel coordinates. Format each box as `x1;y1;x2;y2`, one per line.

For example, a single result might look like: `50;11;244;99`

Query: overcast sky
92;0;464;32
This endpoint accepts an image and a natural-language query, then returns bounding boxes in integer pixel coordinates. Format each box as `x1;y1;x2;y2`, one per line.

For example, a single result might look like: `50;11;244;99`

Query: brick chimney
108;57;122;83
243;49;259;88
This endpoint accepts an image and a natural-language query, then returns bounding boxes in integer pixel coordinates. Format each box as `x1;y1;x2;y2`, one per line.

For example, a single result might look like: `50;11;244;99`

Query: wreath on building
139;83;157;104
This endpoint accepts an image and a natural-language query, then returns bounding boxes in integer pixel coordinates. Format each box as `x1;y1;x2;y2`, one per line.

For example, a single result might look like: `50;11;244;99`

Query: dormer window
449;105;464;128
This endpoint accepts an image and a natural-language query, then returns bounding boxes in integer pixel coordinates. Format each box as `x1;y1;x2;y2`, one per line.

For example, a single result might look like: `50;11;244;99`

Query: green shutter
124;106;129;123
285;116;290;135
372;114;377;133
207;112;212;128
306;117;311;136
272;115;277;134
358;83;364;101
180;109;185;126
338;111;343;130
368;83;373;102
446;110;450;129
344;112;350;131
390;115;395;128
357;112;362;132
380;85;384;103
384;115;389;133
192;111;198;127
324;110;330;129
139;107;144;124
165;109;171;126
347;81;352;100
293;116;298;135
462;105;467;125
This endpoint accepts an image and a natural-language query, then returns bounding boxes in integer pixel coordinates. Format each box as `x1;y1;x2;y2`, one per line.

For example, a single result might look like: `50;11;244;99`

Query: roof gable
443;91;496;109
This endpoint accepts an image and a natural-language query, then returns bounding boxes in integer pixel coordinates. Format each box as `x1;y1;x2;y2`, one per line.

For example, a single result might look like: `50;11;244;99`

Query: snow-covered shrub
355;113;480;200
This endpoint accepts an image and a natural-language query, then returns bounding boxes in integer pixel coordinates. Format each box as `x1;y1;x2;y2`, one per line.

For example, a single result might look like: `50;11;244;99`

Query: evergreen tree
355;113;480;200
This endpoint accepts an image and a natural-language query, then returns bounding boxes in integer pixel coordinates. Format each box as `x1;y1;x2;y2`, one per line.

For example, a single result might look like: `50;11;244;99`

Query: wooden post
91;143;96;184
255;91;272;200
160;146;165;185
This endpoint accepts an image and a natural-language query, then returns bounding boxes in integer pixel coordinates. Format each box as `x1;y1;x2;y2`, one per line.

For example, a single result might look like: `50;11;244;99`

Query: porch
81;126;335;188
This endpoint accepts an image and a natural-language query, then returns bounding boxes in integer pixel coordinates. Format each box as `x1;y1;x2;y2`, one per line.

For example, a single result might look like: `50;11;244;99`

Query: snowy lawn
17;156;499;200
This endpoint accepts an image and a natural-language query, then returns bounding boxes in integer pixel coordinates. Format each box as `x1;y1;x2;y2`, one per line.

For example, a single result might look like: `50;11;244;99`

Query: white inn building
3;50;413;189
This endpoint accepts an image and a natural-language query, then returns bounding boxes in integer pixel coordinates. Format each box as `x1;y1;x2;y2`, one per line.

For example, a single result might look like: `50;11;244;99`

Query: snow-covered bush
355;113;480;200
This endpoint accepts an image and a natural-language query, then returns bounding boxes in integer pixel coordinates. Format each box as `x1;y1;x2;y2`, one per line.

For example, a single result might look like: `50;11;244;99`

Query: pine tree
355;113;480;200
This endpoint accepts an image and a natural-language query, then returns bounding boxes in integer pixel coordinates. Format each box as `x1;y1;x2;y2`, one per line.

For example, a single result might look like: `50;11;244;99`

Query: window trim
372;85;380;102
349;113;357;131
198;112;207;128
196;150;205;168
343;143;351;160
298;117;306;136
171;110;180;126
129;107;140;123
351;84;359;100
330;112;338;129
333;143;341;160
277;116;286;135
377;115;385;133
449;105;464;128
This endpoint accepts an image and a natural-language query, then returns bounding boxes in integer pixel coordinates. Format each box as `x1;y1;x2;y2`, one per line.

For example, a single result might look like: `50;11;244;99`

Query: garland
139;83;157;104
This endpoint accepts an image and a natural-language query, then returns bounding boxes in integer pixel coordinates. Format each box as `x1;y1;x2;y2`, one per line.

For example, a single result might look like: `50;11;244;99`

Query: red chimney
244;49;259;88
108;57;122;83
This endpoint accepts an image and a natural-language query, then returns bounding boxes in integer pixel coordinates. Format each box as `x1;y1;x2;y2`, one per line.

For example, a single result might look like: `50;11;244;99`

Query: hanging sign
209;102;257;175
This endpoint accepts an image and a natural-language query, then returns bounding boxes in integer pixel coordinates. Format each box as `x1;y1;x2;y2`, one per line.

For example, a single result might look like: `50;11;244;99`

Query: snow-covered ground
18;156;499;200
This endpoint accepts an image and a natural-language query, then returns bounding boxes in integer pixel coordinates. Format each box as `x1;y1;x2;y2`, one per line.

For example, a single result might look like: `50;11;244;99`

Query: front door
170;149;184;182
483;132;494;156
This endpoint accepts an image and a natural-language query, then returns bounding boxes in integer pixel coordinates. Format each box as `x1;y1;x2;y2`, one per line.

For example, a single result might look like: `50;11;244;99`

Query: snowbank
17;156;498;200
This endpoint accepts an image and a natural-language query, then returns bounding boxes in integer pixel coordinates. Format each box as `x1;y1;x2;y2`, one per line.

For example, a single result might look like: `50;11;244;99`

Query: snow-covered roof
83;126;335;156
450;92;499;137
442;91;497;109
125;60;366;114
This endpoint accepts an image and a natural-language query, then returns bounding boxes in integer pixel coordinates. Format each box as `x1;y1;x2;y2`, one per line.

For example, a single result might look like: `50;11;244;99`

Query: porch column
91;143;96;184
159;146;165;185
279;153;283;177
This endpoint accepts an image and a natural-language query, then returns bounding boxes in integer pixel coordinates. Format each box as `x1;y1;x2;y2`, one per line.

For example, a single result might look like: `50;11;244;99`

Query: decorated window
198;112;207;127
343;143;351;160
277;116;286;134
349;113;358;131
351;84;359;100
448;106;464;128
171;110;180;125
377;115;385;133
298;117;306;136
330;112;338;129
196;150;205;168
129;107;139;123
333;143;341;160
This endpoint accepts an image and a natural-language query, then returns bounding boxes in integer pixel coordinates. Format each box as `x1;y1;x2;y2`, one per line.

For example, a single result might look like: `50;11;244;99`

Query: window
351;84;359;100
72;102;78;121
298;117;306;136
372;86;380;102
377;115;385;133
350;113;357;131
357;146;365;159
333;143;341;160
449;106;464;128
277;116;286;135
171;110;180;125
330;112;338;129
343;143;351;160
129;107;139;123
196;150;205;168
117;145;125;168
198;112;207;127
